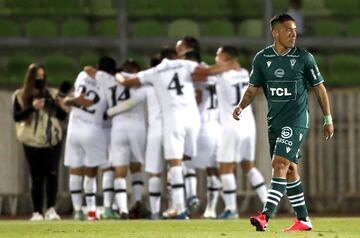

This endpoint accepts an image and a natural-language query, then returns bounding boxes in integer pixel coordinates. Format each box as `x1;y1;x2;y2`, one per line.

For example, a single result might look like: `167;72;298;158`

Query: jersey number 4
167;73;184;95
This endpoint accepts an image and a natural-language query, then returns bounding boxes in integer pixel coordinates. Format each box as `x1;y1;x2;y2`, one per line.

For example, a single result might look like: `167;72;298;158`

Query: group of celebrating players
62;36;268;221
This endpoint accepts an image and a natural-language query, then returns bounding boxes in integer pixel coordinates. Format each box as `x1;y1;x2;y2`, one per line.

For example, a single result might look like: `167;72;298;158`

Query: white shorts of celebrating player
64;118;108;168
145;122;163;174
100;124;112;169
163;114;200;160
193;122;221;169
217;119;256;163
110;121;146;167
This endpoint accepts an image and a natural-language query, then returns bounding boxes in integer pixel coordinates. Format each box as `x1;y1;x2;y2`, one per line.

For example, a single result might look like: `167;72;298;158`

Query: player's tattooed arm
232;85;259;120
192;61;239;80
116;73;141;87
313;83;334;140
64;94;94;108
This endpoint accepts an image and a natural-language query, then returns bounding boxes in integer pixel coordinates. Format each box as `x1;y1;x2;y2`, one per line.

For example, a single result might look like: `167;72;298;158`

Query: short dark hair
219;45;238;59
184;50;202;63
160;47;177;60
120;58;141;73
97;56;117;74
149;55;161;67
181;36;201;52
270;14;295;30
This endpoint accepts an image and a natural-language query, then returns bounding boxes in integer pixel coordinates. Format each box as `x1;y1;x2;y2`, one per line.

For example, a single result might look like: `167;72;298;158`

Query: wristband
323;115;333;125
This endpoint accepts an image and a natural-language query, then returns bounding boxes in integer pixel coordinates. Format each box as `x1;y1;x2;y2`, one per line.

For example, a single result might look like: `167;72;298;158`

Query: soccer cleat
119;212;129;219
283;218;312;232
44;207;61;220
87;211;97;221
162;207;177;219
100;207;119;220
30;212;44;221
129;201;151;219
186;196;200;213
202;209;217;219
250;212;268;231
74;210;86;221
175;211;189;220
218;210;239;219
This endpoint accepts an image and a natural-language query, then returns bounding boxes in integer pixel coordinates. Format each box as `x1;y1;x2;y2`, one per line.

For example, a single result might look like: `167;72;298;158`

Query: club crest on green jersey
290;59;296;68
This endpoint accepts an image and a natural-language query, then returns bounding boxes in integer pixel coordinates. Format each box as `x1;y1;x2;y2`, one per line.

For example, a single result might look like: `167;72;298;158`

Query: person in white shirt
63;57;114;221
119;48;235;219
184;50;222;218
210;46;267;219
96;60;148;219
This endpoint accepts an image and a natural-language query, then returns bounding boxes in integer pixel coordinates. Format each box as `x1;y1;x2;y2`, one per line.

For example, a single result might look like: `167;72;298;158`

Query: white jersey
195;77;219;124
138;59;200;119
146;86;162;128
99;71;147;125
214;69;254;129
64;71;109;168
69;71;108;126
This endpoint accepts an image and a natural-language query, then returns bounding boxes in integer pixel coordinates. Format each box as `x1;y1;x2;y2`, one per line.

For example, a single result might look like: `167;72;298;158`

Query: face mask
34;79;45;90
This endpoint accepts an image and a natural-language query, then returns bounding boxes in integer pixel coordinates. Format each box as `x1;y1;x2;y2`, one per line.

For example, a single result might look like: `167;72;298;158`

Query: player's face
215;48;227;64
274;20;297;49
175;40;187;58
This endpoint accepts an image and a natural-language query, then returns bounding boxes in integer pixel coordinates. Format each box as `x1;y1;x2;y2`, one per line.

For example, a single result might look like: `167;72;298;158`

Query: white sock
220;173;237;211
170;166;185;213
205;175;221;213
183;160;197;200
102;170;115;208
84;176;97;212
69;174;83;211
114;177;128;214
131;172;144;203
247;167;267;204
148;176;161;214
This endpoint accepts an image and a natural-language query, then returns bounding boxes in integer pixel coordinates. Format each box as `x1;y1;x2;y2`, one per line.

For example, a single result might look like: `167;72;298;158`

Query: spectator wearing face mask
12;63;68;221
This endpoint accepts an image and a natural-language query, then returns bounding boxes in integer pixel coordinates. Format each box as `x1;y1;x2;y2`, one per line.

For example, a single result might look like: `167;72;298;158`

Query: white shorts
193;122;221;169
110;122;146;167
64;119;108;168
163;115;200;160
100;125;112;169
217;120;256;164
145;124;164;174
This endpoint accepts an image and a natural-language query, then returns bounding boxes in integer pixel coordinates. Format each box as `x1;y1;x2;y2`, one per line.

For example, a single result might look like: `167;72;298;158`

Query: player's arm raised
116;72;142;87
192;61;239;81
232;85;259;120
64;93;94;108
313;83;334;140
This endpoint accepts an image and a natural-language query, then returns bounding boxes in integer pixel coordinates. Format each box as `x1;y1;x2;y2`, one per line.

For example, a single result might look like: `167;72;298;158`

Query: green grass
0;217;359;238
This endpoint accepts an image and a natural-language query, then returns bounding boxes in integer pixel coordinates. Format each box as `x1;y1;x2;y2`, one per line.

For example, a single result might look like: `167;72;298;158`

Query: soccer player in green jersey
232;14;334;232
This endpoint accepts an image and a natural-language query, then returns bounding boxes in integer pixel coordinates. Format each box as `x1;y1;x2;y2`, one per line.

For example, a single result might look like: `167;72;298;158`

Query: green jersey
249;45;324;129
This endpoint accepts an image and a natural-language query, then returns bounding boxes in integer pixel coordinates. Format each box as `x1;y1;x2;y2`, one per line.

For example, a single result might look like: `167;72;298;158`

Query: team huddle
62;36;268;221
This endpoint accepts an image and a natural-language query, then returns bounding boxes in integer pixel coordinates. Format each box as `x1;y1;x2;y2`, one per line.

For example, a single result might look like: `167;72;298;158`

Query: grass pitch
0;217;359;238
